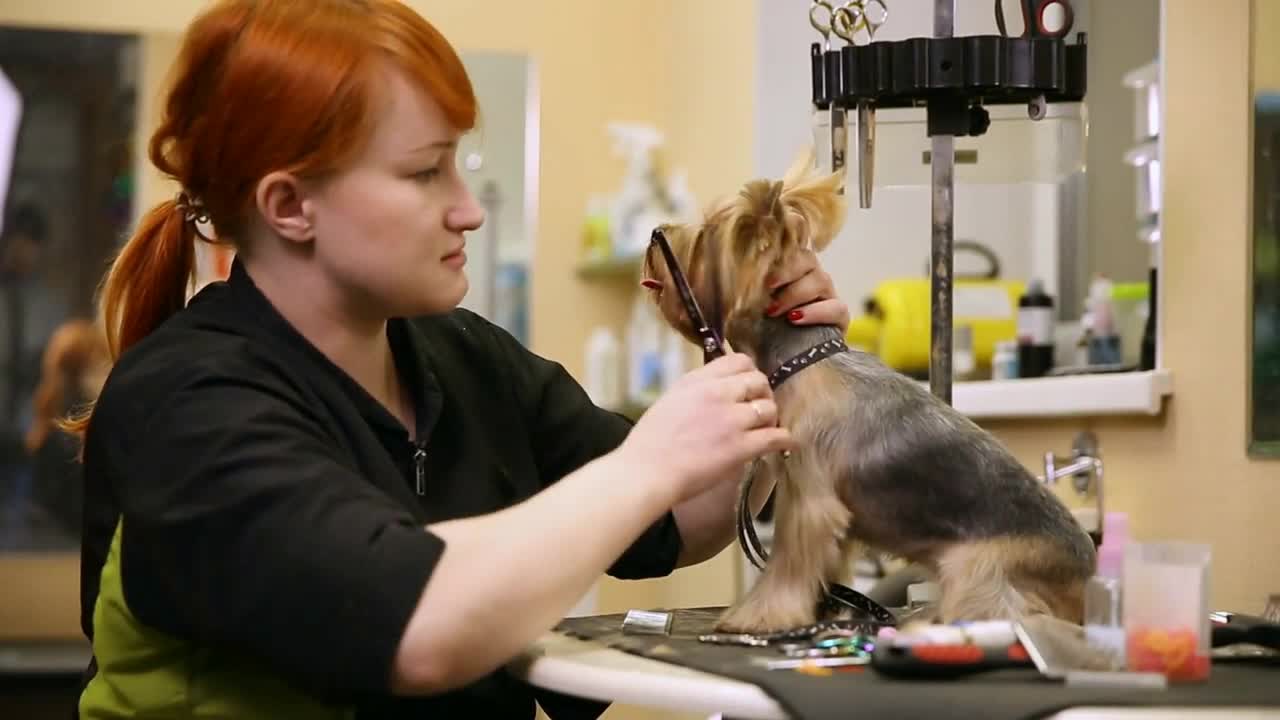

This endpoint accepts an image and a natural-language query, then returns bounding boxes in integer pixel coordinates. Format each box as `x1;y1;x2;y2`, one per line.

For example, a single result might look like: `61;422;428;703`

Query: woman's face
306;65;485;319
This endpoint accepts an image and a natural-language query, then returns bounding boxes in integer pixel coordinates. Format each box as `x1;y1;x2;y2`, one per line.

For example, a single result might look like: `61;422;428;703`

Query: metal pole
929;0;956;405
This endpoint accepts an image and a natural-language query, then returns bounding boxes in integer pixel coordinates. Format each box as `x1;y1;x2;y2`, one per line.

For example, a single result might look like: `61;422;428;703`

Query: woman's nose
446;189;485;233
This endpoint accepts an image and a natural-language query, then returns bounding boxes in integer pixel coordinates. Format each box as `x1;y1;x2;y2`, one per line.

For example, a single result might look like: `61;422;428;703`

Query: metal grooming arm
812;1;1088;404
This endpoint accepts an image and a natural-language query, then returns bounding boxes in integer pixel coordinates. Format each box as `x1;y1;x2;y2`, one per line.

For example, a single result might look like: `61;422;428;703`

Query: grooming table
506;607;1280;720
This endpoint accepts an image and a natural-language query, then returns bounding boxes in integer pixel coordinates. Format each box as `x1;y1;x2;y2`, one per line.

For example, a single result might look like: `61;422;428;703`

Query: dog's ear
777;145;847;254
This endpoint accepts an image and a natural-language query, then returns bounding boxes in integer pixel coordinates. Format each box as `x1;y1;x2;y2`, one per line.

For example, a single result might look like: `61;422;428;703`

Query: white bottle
992;340;1019;380
626;295;663;405
660;329;689;392
584;327;622;410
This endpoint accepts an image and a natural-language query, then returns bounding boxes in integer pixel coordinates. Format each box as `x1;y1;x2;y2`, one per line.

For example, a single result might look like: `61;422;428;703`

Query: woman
24;318;108;541
69;1;849;718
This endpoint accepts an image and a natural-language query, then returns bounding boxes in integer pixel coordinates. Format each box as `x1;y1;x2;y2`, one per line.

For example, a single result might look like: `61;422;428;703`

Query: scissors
996;0;1074;39
832;0;889;45
809;0;837;50
646;227;726;364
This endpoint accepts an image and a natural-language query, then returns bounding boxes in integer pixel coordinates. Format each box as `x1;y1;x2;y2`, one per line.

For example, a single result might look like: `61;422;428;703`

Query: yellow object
847;278;1026;374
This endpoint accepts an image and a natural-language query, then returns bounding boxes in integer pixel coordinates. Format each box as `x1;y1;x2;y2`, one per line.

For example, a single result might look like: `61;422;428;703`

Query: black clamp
812;31;1087;139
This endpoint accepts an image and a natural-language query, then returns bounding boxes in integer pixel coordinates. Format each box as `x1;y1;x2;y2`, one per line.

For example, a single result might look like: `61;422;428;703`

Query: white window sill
949;369;1173;420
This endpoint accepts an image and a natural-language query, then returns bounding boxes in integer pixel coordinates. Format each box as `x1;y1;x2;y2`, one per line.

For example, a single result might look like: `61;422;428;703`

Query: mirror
1250;0;1280;458
0;26;138;553
754;0;1161;382
455;50;536;348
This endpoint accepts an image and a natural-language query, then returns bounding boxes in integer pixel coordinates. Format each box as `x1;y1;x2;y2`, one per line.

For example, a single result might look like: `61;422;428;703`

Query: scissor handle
809;0;836;42
833;0;888;45
862;0;888;34
832;3;863;43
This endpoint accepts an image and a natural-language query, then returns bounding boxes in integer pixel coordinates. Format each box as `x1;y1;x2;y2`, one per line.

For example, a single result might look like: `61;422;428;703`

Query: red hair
62;0;476;439
27;319;109;454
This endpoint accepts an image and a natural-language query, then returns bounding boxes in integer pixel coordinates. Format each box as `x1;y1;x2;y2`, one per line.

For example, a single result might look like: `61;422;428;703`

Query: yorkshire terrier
641;149;1097;634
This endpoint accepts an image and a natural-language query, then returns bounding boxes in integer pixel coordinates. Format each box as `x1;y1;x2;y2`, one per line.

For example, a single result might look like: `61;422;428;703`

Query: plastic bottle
1111;282;1150;368
1016;278;1055;378
992;340;1019;380
584;327;622;410
1084;512;1129;670
659;329;689;393
580;194;612;262
1086;274;1123;365
605;123;688;258
626;294;664;406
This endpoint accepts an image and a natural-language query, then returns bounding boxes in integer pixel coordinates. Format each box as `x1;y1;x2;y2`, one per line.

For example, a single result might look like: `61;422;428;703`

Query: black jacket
79;259;681;718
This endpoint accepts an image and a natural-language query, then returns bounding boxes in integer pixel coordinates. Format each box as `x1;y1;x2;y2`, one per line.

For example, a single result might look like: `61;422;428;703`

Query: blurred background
0;1;1276;718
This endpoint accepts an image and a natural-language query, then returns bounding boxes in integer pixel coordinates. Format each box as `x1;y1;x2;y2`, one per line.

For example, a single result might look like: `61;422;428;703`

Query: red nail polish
765;302;780;315
788;309;804;322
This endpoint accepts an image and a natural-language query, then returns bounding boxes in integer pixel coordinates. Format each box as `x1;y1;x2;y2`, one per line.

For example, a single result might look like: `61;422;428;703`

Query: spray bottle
604;123;696;258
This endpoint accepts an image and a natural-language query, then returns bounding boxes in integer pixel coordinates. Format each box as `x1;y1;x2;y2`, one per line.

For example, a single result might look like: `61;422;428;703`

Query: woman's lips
442;247;467;268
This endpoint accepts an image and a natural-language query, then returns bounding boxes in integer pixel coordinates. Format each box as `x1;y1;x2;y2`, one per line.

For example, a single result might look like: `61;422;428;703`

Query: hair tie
174;192;215;242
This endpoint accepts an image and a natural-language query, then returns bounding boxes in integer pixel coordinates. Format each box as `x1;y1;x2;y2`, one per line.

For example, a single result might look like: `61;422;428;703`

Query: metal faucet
1042;431;1104;539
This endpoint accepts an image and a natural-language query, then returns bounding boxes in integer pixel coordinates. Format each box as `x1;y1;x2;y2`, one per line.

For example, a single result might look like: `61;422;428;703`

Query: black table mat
553;607;1280;720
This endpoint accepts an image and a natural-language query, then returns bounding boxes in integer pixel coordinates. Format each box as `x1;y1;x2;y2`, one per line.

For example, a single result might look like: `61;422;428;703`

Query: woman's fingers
741;397;779;429
742;426;793;457
701;352;756;378
781;297;851;328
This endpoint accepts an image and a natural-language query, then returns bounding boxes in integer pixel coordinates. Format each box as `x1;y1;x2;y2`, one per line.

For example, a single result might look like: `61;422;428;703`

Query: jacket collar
201;258;443;443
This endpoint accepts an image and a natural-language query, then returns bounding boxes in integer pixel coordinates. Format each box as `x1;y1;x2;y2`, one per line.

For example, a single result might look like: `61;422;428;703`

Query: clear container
1083;513;1129;670
1112;283;1150;368
1084;575;1125;669
1123;541;1212;682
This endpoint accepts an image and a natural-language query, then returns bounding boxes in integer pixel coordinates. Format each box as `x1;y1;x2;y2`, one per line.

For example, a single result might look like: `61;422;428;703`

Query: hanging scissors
810;0;848;180
809;0;837;50
996;0;1074;39
829;0;886;209
833;0;889;45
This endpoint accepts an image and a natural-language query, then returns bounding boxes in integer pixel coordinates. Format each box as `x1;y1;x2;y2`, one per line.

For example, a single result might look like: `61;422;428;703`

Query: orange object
1127;627;1210;682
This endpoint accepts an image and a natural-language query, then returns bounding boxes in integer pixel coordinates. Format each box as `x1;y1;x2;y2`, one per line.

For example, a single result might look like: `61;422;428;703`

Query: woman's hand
763;248;850;328
619;353;792;504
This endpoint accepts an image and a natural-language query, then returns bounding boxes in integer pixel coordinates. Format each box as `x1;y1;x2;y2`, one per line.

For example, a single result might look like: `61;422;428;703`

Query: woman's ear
255;171;314;245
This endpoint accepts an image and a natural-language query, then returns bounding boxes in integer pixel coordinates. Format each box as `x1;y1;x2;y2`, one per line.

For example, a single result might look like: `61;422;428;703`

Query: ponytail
59;199;196;440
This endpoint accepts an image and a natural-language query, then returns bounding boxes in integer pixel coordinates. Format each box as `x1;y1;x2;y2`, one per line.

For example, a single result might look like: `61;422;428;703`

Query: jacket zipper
412;443;428;496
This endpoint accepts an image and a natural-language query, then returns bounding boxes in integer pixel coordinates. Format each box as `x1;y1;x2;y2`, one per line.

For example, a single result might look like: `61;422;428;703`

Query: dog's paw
714;599;818;635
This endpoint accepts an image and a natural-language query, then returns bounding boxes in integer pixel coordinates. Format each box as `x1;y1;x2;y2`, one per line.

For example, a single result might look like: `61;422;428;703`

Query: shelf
949;369;1173;420
601;371;1173;422
576;254;643;280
